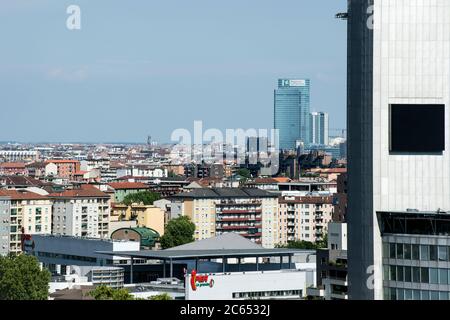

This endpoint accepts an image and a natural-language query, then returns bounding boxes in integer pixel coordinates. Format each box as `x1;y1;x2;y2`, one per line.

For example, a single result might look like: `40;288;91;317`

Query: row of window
281;204;313;208
385;265;450;285
384;242;450;261
233;289;302;299
385;287;450;300
36;251;97;263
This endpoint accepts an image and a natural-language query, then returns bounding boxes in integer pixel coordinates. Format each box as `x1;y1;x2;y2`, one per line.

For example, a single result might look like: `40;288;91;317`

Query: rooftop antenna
335;12;348;20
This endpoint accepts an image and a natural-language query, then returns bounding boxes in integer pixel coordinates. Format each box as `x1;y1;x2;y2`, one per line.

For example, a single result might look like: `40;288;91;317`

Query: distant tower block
147;135;151;145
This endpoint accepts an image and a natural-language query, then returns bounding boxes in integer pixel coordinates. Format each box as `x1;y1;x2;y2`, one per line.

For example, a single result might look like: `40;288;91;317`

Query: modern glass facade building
347;0;450;300
380;211;450;300
274;79;310;150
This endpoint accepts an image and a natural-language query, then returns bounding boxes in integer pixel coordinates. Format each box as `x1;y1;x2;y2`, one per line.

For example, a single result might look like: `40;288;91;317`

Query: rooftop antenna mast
335;12;348;20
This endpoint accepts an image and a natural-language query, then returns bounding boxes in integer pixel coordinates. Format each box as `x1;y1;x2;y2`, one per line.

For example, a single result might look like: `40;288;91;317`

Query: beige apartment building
110;203;166;236
0;189;53;254
277;195;334;245
171;188;279;248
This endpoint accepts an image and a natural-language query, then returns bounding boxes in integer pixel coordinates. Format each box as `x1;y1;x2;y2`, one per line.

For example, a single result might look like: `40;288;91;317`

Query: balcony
242;232;262;238
220;209;262;214
306;287;325;298
325;277;348;287
216;200;262;206
217;225;249;230
330;292;348;300
216;225;261;230
217;217;260;222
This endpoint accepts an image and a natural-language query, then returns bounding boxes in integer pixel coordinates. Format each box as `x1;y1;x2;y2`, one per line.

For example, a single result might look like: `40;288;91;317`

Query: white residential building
117;166;167;178
277;195;334;245
50;185;111;239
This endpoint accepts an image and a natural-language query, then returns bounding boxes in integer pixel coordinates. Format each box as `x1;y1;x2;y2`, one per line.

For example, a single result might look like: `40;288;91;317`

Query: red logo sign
190;270;214;291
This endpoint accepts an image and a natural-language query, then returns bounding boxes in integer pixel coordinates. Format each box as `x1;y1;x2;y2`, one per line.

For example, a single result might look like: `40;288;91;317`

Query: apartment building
0;162;27;176
116;165;167;179
110;203;165;236
0;196;11;256
0;189;52;254
45;160;80;180
171;188;278;248
307;222;348;300
50;185;110;239
183;164;224;179
277;195;334;245
25;162;48;178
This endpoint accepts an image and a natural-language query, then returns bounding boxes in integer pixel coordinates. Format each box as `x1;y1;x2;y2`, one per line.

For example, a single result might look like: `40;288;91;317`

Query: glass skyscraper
310;112;329;146
274;79;310;150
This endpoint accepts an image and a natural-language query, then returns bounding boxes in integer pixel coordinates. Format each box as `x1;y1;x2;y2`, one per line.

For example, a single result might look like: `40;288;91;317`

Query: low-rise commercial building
49;266;125;296
185;270;313;300
99;233;316;300
24;234;140;272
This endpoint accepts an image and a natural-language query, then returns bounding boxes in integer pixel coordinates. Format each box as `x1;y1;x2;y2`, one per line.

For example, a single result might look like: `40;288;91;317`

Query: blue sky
0;0;347;143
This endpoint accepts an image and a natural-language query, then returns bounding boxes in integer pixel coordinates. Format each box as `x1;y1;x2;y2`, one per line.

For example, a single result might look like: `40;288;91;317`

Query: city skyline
0;0;347;143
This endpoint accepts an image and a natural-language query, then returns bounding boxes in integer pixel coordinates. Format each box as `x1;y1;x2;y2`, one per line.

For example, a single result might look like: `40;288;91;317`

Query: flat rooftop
97;248;313;260
97;233;314;260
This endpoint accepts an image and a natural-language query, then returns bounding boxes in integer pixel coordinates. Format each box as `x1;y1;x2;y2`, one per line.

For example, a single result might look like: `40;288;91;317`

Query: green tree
88;285;135;300
160;216;195;249
122;191;161;206
237;168;251;179
276;233;328;250
167;171;179;178
0;254;51;300
149;293;173;300
315;233;328;249
277;241;318;250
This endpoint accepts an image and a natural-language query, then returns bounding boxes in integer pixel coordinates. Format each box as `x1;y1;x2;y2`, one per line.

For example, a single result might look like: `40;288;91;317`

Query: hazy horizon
0;0;348;144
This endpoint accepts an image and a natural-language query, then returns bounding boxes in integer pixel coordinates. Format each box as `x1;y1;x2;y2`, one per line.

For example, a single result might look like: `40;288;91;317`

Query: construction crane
329;128;347;138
